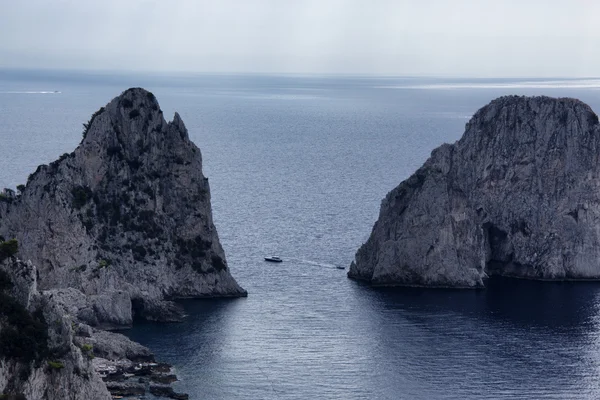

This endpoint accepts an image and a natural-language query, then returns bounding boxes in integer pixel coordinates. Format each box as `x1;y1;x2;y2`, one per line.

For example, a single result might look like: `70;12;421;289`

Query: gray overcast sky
1;0;599;77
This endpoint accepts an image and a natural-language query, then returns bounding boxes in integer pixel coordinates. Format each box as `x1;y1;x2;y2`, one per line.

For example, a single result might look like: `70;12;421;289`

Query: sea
2;70;600;399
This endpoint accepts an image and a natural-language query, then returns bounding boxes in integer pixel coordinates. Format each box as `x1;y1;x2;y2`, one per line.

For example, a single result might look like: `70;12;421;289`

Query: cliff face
0;87;246;324
349;96;600;287
0;257;111;400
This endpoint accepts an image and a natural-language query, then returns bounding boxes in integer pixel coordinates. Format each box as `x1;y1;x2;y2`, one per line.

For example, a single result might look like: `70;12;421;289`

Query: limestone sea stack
0;88;246;325
349;96;600;288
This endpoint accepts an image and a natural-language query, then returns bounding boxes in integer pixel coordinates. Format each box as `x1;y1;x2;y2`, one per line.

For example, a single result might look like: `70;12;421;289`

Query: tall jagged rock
0;88;246;324
349;96;600;287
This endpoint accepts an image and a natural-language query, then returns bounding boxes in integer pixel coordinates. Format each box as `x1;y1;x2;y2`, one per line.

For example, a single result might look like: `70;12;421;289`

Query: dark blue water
2;71;600;399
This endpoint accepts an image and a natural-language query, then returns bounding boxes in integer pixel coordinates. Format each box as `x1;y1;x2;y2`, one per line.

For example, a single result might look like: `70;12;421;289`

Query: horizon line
0;66;598;81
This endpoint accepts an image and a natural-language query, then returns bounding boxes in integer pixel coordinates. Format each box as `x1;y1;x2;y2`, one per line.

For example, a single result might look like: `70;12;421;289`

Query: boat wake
286;257;344;269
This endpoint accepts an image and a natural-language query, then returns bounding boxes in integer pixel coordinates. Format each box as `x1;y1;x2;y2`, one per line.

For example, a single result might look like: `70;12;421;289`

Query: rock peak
111;87;160;118
82;87;167;145
466;95;599;136
114;87;158;107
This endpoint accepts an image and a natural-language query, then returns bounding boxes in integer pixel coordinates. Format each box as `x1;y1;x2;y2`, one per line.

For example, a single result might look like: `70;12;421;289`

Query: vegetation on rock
47;360;64;370
71;185;93;209
82;107;105;140
0;240;18;261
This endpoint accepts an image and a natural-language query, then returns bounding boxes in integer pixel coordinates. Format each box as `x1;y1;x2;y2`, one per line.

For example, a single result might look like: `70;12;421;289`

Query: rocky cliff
0;243;184;399
349;95;600;287
0;248;111;399
0;88;246;325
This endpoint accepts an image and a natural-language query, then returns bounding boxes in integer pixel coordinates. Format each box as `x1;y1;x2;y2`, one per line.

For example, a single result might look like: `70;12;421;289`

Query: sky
1;0;599;77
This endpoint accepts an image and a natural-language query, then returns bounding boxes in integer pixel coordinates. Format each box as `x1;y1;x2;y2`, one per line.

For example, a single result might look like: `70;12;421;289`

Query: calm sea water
2;70;600;399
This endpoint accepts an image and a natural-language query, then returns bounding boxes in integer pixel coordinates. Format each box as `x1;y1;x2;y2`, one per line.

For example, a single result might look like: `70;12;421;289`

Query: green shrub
47;360;64;370
0;239;18;261
16;184;25;194
0;394;27;400
80;343;94;359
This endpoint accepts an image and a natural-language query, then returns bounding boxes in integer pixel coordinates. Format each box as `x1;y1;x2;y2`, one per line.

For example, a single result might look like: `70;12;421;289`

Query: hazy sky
1;0;599;77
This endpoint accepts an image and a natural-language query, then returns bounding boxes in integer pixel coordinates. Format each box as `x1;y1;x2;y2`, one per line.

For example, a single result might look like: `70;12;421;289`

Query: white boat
264;256;282;263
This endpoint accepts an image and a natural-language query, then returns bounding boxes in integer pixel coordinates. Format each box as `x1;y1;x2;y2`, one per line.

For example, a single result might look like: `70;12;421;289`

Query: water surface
2;71;600;398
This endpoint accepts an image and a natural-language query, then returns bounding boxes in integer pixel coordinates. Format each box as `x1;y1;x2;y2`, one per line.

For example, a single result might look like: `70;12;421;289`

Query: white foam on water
286;257;341;269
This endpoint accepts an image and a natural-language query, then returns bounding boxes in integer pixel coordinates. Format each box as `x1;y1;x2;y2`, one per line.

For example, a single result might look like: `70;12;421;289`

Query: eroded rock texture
350;96;600;287
0;257;111;400
0;88;246;324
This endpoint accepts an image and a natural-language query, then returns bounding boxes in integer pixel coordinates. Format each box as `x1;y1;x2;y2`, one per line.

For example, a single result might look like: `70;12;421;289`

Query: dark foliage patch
71;185;93;209
0;239;18;262
0;269;12;291
0;193;12;204
0;265;49;367
132;245;147;261
82;107;105;140
26;165;44;185
0;393;27;399
127;159;142;170
107;145;122;157
121;98;134;108
176;236;212;259
211;255;227;271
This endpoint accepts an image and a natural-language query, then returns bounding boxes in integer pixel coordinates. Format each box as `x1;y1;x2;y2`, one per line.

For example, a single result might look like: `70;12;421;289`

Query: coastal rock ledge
0;87;246;326
349;95;600;288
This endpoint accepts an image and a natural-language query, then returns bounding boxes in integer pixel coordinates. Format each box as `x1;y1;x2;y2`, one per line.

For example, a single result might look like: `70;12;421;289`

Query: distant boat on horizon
264;256;282;263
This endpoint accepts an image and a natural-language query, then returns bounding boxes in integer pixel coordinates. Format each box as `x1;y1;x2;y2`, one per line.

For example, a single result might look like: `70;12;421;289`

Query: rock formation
0;251;111;399
0;87;245;397
0;87;246;325
349;95;600;287
0;244;186;399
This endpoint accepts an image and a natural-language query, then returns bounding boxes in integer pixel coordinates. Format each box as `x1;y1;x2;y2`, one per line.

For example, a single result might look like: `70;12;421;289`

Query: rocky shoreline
95;359;186;399
74;322;190;399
